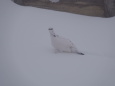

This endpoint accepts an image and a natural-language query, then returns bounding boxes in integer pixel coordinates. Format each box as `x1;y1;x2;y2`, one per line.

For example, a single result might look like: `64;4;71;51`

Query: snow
0;0;115;86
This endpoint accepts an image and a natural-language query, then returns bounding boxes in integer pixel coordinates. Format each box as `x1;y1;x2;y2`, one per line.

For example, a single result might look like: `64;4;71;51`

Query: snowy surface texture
0;0;115;86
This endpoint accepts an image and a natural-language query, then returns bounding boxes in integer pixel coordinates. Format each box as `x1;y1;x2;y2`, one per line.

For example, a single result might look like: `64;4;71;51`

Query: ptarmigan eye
49;28;53;30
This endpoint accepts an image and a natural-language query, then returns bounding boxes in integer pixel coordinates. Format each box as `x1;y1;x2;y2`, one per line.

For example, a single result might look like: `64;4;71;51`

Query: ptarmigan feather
48;28;84;55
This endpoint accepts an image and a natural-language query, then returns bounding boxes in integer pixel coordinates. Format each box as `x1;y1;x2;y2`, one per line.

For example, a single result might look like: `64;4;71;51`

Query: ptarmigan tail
74;49;84;55
77;52;84;55
71;47;84;55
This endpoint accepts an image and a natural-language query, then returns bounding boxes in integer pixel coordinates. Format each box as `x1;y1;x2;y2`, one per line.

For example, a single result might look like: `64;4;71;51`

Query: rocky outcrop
104;0;115;17
12;0;115;17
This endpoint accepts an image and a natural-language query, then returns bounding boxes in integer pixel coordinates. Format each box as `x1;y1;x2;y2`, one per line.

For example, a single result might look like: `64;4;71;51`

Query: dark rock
12;0;115;17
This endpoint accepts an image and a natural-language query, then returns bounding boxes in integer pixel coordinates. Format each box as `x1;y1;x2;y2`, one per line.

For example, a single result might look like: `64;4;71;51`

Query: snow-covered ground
0;0;115;86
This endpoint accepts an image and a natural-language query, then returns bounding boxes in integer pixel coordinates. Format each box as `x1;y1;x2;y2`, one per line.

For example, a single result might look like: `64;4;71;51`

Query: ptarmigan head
48;28;56;37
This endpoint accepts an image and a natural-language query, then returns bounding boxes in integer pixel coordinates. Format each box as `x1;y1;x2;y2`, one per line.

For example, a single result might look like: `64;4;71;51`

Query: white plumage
48;28;84;55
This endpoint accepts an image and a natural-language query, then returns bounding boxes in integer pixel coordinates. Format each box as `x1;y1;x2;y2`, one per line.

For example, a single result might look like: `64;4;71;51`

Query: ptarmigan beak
49;28;53;30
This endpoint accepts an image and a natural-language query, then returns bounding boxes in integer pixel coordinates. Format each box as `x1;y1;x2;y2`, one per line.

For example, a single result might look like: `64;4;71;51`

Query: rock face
104;0;115;17
13;0;115;17
13;0;23;5
49;0;60;3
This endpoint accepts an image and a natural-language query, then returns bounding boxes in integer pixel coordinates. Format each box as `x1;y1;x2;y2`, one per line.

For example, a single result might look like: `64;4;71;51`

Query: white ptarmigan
48;28;84;55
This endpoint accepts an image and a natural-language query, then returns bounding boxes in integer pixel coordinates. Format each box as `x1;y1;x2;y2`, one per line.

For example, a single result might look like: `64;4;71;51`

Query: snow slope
0;0;115;86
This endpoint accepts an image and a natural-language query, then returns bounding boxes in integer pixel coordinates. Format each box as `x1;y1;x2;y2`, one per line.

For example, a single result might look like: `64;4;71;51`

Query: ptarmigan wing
51;35;76;53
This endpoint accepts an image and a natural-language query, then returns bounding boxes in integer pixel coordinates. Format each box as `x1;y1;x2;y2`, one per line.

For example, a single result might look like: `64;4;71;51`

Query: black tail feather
77;52;84;55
